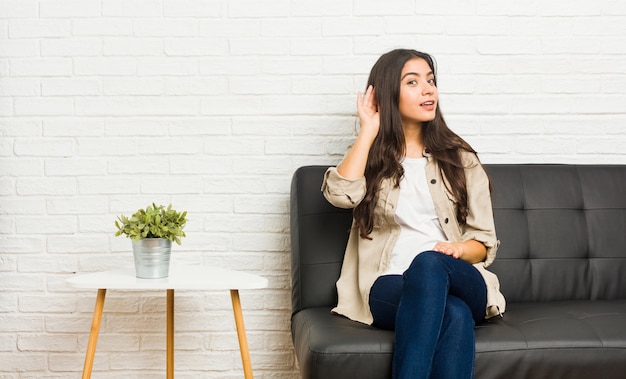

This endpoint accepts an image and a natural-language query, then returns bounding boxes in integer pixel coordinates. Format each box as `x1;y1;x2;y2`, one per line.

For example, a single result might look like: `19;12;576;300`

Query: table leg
230;289;253;379
167;289;174;379
82;288;106;379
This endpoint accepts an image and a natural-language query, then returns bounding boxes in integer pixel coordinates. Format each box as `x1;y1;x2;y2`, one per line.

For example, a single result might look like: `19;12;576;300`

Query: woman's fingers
356;85;380;140
433;242;463;259
362;85;377;112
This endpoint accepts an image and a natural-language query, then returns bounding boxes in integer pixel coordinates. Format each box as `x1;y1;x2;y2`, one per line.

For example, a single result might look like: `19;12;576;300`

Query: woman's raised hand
356;85;380;143
337;85;380;179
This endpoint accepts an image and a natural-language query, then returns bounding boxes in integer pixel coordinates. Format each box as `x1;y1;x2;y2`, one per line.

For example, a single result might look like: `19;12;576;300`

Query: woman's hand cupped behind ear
356;85;380;143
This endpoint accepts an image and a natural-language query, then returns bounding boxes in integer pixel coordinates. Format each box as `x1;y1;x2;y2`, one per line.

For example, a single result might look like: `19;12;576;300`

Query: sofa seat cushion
292;300;626;379
476;300;626;378
291;307;393;379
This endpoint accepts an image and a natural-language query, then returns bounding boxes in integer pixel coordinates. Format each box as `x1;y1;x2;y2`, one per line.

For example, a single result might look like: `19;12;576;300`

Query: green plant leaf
114;203;187;246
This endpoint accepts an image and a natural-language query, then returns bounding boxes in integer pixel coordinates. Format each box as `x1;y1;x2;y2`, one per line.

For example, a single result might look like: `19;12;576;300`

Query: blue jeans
369;251;487;379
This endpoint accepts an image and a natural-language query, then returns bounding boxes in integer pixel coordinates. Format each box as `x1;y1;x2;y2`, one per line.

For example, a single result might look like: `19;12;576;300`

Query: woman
322;49;505;379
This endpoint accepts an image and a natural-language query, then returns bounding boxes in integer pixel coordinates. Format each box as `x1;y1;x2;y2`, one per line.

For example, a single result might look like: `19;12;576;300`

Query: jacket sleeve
461;153;500;267
321;166;367;209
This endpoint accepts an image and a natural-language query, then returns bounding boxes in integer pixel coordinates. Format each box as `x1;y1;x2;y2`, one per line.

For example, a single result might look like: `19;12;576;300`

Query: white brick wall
1;0;625;377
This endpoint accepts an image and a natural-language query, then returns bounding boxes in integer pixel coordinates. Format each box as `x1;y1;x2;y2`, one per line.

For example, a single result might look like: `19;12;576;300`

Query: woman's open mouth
420;101;436;111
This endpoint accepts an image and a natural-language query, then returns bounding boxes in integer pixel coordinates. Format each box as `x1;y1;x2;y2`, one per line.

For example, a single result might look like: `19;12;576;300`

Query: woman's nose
422;82;434;95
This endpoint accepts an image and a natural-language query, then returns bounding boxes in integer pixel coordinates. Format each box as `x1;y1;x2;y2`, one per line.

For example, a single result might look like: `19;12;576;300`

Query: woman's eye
407;80;417;85
427;79;435;85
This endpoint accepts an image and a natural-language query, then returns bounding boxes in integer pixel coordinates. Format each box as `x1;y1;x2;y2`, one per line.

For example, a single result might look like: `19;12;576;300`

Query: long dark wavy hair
353;49;480;239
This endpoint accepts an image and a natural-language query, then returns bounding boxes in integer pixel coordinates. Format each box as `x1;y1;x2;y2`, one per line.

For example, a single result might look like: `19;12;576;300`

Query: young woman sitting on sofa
322;48;505;379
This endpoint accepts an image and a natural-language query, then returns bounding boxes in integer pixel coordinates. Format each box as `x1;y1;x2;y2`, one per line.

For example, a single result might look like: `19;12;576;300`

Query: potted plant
115;203;187;279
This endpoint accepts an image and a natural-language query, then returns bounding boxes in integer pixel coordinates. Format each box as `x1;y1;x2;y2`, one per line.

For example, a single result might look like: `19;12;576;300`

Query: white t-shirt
381;157;448;276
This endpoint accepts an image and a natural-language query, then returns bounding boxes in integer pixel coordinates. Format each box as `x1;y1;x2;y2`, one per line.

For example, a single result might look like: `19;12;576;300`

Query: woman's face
398;58;438;127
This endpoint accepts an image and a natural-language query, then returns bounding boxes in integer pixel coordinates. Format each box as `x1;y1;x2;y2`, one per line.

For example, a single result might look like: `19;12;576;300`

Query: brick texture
1;0;625;377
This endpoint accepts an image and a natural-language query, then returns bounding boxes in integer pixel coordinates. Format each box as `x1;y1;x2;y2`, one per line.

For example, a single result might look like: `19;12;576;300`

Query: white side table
66;264;268;379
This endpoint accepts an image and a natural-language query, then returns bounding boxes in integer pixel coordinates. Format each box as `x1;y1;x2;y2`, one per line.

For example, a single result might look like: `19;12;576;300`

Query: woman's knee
405;251;447;277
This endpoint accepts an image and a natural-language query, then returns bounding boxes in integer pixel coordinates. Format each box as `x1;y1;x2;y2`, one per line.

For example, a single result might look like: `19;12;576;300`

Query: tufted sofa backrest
290;164;626;315
486;164;626;302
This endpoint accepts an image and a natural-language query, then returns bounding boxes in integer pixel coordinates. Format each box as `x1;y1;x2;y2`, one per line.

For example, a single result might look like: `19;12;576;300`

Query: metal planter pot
132;238;172;279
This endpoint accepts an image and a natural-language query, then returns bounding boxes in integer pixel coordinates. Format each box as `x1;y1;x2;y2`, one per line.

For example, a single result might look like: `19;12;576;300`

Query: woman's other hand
433;241;465;259
433;240;488;264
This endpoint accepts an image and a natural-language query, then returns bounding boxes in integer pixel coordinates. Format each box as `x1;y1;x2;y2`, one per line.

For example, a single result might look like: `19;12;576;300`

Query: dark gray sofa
290;164;626;379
